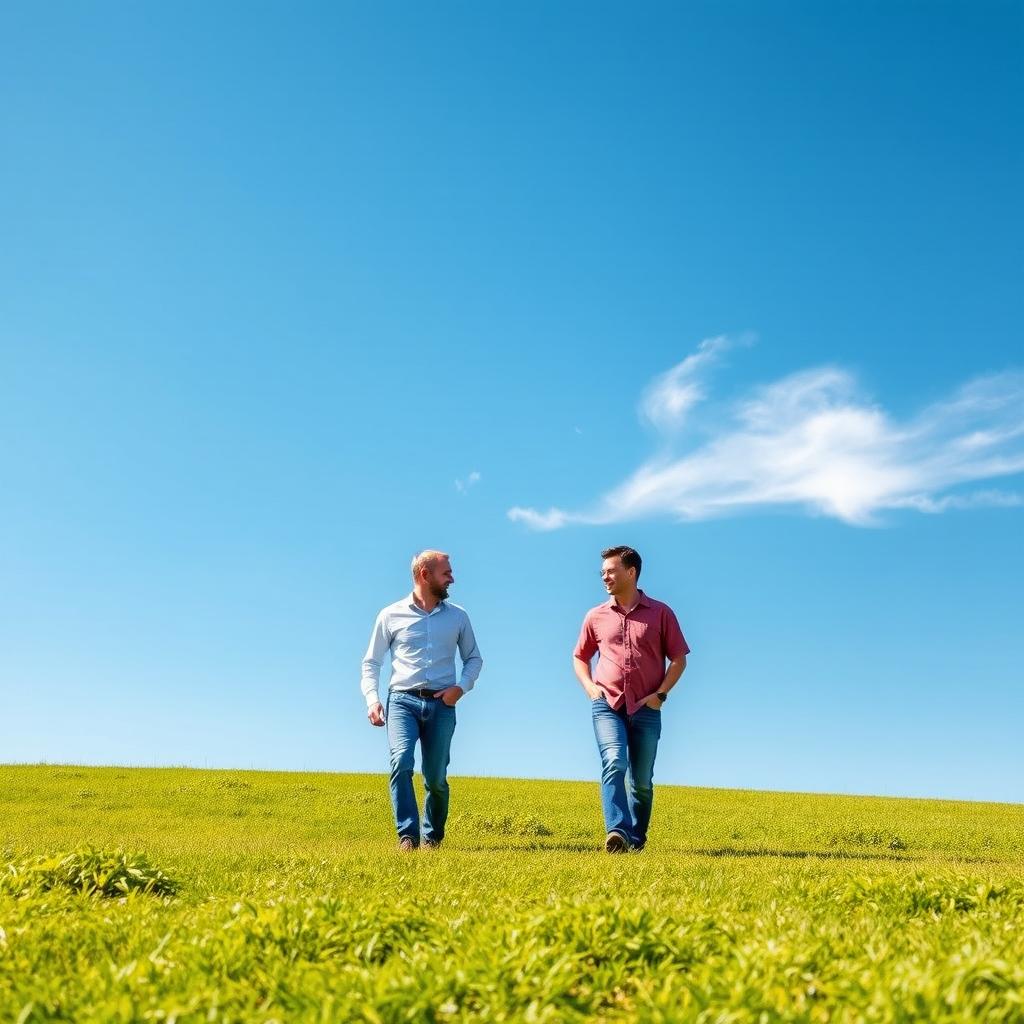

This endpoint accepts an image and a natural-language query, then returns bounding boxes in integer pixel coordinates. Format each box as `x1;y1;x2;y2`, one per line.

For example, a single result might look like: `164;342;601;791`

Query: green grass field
2;765;1022;1023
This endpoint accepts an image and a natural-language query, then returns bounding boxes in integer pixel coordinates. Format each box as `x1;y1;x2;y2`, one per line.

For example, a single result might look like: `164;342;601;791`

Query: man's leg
386;692;422;845
420;698;457;845
591;698;632;844
625;704;662;850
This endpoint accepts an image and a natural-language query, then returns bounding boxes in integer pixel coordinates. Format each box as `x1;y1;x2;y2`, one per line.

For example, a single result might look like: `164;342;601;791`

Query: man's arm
573;612;602;700
437;612;482;707
361;612;390;726
573;655;603;701
644;654;686;708
644;606;690;708
456;614;483;691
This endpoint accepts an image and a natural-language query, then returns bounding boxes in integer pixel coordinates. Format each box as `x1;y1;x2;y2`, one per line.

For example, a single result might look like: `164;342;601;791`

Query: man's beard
430;582;450;600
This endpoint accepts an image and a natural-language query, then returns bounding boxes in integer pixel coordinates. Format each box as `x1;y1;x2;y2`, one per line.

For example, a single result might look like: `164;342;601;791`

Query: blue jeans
386;690;458;845
591;696;662;848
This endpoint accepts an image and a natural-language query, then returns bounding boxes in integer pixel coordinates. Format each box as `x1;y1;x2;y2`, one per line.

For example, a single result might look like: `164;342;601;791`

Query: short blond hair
411;549;449;580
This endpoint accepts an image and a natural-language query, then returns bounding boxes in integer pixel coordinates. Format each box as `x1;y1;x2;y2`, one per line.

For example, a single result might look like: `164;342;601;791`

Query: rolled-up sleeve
456;613;483;692
360;611;391;708
574;613;598;662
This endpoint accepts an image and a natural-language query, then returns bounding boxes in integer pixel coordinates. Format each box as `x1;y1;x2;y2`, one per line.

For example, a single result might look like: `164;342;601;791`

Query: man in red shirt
573;546;690;852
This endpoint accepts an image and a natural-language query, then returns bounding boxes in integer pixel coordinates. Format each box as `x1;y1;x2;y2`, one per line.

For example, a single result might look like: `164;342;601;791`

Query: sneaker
605;831;628;853
422;838;442;850
398;837;417;852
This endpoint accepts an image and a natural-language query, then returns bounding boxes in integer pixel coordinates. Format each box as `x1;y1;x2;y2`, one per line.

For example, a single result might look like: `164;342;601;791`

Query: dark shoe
605;831;628;853
398;837;417;852
422;838;442;850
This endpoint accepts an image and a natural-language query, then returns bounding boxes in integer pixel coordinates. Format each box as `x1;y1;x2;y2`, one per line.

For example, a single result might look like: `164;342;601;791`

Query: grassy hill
2;765;1022;1022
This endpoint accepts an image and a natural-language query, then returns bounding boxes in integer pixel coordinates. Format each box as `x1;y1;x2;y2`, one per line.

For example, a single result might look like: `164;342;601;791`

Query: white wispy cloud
455;470;482;494
637;334;732;431
507;344;1024;530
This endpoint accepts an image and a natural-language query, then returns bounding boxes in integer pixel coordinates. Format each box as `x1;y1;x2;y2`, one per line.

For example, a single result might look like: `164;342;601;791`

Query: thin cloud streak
508;348;1024;530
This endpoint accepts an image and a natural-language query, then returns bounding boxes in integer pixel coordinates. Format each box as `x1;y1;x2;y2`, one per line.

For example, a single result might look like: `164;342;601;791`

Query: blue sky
2;1;1021;803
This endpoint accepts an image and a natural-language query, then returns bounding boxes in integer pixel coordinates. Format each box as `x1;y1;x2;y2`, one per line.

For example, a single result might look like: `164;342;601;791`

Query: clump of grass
831;827;909;851
465;812;554;837
1;847;177;898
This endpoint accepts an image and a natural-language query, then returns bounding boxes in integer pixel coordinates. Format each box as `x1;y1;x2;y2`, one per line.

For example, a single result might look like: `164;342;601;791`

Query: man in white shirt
361;550;483;850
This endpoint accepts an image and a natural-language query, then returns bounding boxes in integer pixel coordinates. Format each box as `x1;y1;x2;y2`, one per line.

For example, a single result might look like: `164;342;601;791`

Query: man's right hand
368;702;386;727
585;684;603;701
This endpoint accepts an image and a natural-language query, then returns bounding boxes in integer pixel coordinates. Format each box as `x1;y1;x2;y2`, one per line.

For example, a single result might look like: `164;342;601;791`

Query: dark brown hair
601;545;642;581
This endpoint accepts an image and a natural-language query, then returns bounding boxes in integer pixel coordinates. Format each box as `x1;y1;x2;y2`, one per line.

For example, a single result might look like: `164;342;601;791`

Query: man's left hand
644;694;664;710
437;686;464;707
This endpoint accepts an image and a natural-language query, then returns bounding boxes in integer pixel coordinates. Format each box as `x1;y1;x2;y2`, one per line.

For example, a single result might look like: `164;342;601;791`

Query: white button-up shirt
360;594;483;708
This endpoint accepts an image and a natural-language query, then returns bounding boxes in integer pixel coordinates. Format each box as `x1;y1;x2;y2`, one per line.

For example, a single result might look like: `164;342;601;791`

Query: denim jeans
591;696;662;848
386;689;457;845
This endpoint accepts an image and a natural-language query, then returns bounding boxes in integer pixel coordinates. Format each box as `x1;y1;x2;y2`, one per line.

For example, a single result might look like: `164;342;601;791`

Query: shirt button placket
622;617;630;707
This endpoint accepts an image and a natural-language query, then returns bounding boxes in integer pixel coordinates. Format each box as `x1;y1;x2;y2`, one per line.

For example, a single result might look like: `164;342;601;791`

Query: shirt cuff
365;690;381;708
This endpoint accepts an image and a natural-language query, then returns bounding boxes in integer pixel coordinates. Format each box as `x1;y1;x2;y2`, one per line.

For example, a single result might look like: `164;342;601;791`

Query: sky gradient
2;1;1022;802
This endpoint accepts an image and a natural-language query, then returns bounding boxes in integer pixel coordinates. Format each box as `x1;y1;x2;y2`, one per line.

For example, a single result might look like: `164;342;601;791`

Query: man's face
424;557;454;600
601;556;634;597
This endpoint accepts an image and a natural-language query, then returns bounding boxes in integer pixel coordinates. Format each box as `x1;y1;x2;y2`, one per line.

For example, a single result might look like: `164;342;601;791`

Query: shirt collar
608;589;651;612
407;592;445;614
